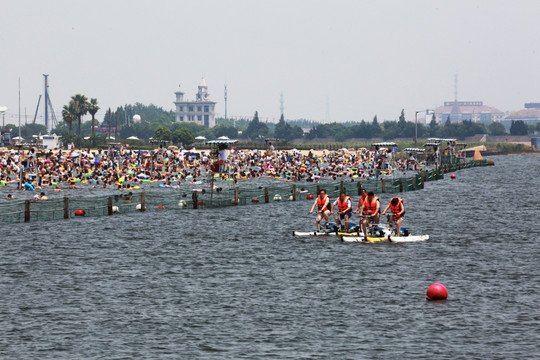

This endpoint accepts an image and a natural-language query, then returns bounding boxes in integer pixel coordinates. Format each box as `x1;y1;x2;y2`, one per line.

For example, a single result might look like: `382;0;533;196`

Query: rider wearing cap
382;196;405;237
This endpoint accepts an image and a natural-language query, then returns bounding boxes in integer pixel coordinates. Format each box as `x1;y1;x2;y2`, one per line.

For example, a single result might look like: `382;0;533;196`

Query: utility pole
44;74;49;131
18;77;21;139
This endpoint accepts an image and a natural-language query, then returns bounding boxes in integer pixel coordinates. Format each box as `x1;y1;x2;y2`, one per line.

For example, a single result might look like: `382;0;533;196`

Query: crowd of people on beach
0;143;427;200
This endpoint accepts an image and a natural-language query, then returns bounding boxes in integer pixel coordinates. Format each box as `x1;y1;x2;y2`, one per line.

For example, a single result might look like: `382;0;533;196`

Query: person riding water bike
382;196;405;237
359;191;380;238
353;188;368;216
331;192;352;232
309;189;331;231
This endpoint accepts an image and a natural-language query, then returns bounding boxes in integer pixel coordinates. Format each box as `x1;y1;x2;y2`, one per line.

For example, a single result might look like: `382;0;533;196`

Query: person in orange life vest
309;189;331;231
353;188;368;216
382;197;405;237
360;191;380;237
330;191;352;232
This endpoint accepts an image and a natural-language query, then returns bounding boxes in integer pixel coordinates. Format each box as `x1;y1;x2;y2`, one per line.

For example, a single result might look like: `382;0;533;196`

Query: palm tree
87;98;100;137
71;94;89;136
62;104;75;134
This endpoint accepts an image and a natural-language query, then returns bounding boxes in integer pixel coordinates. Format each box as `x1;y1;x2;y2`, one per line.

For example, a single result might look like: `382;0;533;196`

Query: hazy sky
1;0;540;127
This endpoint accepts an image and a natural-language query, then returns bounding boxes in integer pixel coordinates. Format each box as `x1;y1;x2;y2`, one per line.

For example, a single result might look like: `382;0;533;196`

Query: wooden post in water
141;192;146;212
412;177;416;191
64;196;69;219
192;192;198;209
340;181;344;194
264;188;269;203
292;184;296;201
420;173;425;189
24;200;30;222
234;187;239;205
316;185;320;195
381;178;386;193
357;181;363;195
107;197;113;216
399;178;403;192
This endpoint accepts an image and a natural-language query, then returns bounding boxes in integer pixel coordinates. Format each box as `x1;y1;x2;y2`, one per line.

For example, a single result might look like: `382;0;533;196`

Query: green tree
243;111;268;140
372;115;382;137
71;94;89;136
488;121;506;136
61;103;76;134
398;109;406;129
152;126;172;141
509;120;528;135
18;124;48;139
87;98;100;138
214;125;238;139
172;126;195;146
429;113;438;136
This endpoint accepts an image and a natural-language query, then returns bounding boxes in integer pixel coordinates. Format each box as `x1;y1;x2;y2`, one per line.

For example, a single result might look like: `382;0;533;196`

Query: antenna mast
224;84;228;119
454;73;458;102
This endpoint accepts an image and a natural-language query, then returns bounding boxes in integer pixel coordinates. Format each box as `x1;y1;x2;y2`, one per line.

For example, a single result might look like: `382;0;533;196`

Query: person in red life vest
330;191;352;232
382;197;405;236
309;189;331;231
353;188;368;216
360;191;380;238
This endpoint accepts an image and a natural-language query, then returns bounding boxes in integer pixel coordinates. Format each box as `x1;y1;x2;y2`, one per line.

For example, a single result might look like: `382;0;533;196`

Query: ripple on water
0;155;539;358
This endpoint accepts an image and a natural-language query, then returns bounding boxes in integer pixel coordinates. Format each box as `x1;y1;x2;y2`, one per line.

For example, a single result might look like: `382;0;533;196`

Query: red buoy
157;205;165;210
450;174;456;179
426;283;448;300
306;194;314;199
197;201;206;206
251;197;259;202
74;209;86;216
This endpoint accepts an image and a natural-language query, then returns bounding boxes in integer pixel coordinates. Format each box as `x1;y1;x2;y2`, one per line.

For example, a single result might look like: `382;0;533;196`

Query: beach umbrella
195;136;206;140
127;136;140;140
217;136;230;140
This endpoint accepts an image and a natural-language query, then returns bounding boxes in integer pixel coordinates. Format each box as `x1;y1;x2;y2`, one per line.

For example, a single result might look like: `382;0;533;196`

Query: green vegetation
39;102;539;154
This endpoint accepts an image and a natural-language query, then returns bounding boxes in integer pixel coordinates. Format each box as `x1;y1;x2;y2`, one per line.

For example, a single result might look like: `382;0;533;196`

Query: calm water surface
0;155;538;359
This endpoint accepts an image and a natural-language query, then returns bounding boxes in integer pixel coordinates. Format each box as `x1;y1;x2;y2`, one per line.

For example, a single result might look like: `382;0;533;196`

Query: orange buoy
306;194;314;199
450;174;456;179
426;283;448;300
74;209;86;216
251;197;259;202
197;201;206;206
157;205;165;210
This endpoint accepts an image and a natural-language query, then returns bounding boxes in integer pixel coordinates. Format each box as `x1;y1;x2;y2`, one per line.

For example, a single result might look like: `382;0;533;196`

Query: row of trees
61;94;99;137
50;102;539;147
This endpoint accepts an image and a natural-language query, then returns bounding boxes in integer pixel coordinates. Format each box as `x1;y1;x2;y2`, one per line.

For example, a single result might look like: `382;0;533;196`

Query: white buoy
178;200;187;208
288;195;294;201
136;203;142;211
112;206;120;213
273;194;282;201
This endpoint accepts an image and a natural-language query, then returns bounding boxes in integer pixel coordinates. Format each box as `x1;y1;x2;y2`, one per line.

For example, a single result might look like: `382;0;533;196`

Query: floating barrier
0;159;491;224
426;283;448;300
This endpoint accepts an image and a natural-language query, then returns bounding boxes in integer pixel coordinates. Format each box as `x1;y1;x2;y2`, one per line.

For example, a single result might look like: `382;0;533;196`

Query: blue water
0;155;538;359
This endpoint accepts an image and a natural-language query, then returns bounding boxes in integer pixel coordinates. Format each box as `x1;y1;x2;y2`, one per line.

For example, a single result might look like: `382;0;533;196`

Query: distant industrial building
174;79;216;128
504;102;540;125
433;101;504;125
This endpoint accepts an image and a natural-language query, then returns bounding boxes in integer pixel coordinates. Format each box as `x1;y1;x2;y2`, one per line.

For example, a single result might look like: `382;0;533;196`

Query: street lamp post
415;110;421;145
0;106;7;145
415;109;435;145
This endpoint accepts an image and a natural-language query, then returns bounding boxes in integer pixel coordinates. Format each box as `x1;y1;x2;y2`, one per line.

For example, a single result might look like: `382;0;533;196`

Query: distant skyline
1;0;540;127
